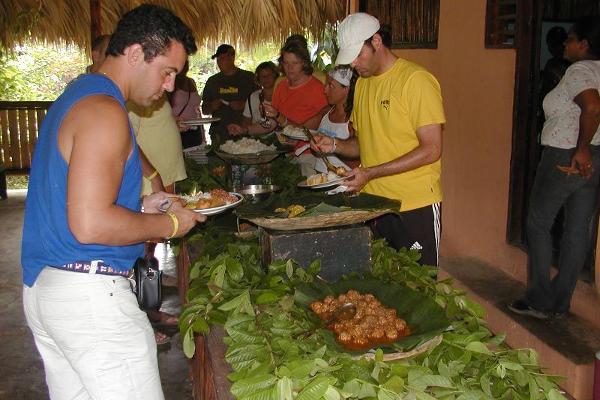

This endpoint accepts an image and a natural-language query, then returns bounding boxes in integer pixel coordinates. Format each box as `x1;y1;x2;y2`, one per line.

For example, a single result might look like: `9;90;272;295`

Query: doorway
507;0;600;283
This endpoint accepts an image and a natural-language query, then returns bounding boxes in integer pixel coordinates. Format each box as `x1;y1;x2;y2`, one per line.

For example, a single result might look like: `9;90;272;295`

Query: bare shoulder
60;95;131;162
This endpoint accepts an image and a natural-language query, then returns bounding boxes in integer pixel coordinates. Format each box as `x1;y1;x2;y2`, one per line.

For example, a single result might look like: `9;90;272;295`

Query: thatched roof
0;0;347;52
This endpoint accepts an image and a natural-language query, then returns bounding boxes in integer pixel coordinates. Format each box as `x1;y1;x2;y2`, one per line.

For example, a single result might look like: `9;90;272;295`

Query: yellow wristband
147;170;159;180
166;211;178;239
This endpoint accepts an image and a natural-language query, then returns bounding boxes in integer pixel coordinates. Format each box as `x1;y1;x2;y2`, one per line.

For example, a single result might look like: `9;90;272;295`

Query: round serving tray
246;209;392;231
214;149;282;165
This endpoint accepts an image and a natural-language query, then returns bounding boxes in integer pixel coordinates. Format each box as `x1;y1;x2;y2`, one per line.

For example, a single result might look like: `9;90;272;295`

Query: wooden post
90;0;102;44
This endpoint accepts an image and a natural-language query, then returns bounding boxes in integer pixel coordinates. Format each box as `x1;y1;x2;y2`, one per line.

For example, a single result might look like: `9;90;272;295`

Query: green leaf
256;290;281;305
218;291;245;311
381;376;405;393
480;374;492;397
275;377;294;400
465;341;492;355
226;257;244;281
192;317;209;334
285;260;294;279
499;361;523;371
296;376;334;400
324;386;341;400
547;388;566;400
230;374;277;397
456;391;486;400
182;326;195;358
410;374;454;391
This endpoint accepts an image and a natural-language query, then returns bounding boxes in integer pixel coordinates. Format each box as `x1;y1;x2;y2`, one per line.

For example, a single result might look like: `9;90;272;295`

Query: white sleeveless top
315;109;351;173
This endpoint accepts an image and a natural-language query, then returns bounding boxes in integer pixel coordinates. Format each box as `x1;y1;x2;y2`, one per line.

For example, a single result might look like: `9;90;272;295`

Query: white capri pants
23;267;164;400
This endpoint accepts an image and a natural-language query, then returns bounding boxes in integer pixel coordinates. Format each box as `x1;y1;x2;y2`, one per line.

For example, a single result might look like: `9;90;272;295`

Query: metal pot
238;184;280;203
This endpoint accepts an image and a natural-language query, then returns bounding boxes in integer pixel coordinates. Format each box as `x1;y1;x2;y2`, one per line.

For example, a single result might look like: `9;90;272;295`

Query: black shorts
371;203;441;266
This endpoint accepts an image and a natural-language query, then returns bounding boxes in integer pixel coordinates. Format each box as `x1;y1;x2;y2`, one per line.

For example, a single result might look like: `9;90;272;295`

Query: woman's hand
571;146;594;178
262;102;279;119
227;123;247;137
175;116;191;132
311;135;335;154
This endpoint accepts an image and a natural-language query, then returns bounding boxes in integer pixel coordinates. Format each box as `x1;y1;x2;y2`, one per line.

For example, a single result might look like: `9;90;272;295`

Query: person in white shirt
509;16;600;319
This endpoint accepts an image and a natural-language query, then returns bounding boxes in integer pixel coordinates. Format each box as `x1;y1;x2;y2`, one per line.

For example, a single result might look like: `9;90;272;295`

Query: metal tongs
302;127;340;174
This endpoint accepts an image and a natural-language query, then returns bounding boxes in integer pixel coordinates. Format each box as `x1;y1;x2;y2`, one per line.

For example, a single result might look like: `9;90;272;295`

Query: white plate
182;117;221;126
281;128;318;141
297;176;349;189
192;193;243;216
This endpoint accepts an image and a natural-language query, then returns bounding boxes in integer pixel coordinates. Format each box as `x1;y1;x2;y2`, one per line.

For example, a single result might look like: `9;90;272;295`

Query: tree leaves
183;230;567;400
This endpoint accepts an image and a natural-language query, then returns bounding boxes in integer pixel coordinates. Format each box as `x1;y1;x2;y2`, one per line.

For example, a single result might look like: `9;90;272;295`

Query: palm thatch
0;0;347;52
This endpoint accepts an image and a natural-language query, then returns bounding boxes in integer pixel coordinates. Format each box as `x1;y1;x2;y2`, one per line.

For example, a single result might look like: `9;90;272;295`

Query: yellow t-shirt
127;97;187;196
351;58;445;211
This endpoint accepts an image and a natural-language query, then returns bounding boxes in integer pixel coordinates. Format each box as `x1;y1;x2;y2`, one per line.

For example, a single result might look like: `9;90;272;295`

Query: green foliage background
0;36;334;101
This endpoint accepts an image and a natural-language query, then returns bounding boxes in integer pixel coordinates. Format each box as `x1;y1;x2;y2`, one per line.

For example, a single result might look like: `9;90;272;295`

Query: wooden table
177;242;233;400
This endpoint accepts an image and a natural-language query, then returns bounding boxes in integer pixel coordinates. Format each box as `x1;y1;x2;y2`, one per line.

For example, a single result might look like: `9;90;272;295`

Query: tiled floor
0;191;193;399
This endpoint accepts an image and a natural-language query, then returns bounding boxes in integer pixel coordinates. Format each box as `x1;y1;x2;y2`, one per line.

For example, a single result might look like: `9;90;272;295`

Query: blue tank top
21;74;144;286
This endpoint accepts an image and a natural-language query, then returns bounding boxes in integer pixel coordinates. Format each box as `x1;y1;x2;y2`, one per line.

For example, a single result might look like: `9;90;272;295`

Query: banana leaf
294;279;449;353
236;192;401;219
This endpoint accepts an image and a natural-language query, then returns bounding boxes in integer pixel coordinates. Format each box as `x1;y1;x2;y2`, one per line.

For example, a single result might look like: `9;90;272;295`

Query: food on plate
181;189;238;210
335;166;348;176
274;204;306;218
306;171;339;186
282;125;308;139
310;290;409;349
219;137;276;154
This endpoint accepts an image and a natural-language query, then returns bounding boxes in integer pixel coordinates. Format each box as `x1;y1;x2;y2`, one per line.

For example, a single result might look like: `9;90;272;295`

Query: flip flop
154;330;171;346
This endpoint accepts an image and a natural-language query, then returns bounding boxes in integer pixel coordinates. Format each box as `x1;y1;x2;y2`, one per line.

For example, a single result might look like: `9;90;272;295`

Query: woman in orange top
264;42;329;175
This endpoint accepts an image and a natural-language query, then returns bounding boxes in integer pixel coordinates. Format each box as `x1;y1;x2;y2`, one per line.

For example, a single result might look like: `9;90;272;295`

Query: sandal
154;330;171;346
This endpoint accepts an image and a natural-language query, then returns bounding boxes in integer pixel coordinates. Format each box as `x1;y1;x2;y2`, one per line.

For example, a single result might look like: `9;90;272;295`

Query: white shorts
23;267;164;400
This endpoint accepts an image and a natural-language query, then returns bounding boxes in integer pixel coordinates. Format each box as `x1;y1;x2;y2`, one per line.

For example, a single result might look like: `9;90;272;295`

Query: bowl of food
238;184;280;203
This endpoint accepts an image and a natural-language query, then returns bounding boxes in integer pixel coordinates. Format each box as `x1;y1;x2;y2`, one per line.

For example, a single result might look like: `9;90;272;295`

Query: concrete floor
0;191;193;399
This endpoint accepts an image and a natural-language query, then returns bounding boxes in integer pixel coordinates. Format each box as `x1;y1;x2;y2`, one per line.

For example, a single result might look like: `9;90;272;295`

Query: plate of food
216;138;282;164
281;125;318;141
180;189;243;215
298;171;350;189
181;117;221;126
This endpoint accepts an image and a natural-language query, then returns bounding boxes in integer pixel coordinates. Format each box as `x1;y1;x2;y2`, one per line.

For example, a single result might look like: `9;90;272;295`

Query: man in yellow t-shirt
312;13;445;266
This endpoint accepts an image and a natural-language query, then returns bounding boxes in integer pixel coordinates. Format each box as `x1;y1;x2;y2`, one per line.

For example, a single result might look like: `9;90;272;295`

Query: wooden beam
90;0;102;43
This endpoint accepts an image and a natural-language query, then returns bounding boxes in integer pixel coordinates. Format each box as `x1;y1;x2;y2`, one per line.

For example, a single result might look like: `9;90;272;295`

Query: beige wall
392;1;529;280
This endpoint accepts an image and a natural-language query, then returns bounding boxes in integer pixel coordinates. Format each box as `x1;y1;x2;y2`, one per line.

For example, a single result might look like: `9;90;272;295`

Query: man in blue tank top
21;5;203;399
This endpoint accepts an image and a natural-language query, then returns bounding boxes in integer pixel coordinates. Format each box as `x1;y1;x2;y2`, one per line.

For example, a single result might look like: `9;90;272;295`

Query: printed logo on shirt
219;86;239;95
380;99;390;110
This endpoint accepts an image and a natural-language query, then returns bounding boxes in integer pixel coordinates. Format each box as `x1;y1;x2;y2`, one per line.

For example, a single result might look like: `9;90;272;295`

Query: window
485;0;517;48
358;0;440;49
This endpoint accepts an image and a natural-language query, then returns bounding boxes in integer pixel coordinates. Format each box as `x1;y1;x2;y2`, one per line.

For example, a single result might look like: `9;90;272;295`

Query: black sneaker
508;299;550;319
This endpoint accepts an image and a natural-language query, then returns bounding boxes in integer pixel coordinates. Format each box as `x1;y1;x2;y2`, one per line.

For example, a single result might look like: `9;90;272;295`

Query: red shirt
272;77;327;125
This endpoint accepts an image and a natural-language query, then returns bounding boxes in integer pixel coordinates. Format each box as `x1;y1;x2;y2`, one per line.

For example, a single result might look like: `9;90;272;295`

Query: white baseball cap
335;13;380;65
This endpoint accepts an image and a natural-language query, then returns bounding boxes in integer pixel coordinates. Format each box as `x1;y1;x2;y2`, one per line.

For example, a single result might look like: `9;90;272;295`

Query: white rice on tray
219;137;276;154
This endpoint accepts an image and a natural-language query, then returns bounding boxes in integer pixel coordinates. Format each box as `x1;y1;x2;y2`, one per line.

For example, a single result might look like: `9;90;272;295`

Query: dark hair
255;61;278;79
364;24;393;49
571;16;600;58
280;42;313;75
284;34;308;49
91;34;111;51
106;4;197;62
344;69;359;118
